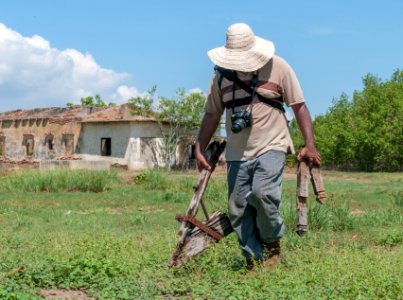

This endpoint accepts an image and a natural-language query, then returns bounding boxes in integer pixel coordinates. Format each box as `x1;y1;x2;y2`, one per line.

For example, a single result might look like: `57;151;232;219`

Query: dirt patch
350;209;366;215
40;289;95;300
117;169;136;184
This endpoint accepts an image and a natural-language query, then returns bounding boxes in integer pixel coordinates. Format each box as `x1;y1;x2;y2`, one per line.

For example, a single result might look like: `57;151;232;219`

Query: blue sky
0;0;402;117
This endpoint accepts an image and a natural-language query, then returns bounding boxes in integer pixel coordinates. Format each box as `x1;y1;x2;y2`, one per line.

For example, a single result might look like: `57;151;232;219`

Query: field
0;168;402;299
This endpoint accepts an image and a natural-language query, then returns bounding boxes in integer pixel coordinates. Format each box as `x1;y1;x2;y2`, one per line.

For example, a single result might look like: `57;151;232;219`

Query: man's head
208;23;275;72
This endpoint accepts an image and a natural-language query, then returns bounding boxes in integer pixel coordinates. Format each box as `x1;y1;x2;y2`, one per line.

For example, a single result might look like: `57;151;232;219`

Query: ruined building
0;104;197;170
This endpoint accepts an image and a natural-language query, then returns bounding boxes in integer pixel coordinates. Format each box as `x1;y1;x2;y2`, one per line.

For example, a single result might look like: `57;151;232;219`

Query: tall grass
136;168;402;235
135;168;228;209
0;169;119;193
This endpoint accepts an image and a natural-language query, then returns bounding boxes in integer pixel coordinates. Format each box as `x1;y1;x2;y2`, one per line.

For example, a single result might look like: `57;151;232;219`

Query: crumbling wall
0;105;211;170
77;122;166;170
0;118;81;160
76;122;132;158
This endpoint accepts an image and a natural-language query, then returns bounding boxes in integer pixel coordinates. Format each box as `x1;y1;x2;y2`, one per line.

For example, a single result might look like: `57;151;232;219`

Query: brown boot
262;240;283;271
245;257;254;270
245;257;263;271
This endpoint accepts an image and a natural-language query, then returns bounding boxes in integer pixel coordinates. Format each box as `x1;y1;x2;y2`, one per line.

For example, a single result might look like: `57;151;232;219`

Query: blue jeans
227;150;286;260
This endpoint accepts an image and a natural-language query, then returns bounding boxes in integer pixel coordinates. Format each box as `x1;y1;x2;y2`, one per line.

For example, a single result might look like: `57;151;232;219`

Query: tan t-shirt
205;55;304;161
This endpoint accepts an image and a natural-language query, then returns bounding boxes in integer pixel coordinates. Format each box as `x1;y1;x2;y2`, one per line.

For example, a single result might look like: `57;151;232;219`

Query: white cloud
0;22;141;112
114;85;147;102
26;35;50;50
187;87;205;95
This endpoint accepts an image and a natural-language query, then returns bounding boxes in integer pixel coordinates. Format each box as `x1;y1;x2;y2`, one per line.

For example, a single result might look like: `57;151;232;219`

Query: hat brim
208;36;275;72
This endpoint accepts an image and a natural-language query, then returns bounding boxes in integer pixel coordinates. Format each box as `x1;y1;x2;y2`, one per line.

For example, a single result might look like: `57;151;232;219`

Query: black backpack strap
222;96;252;108
217;70;225;89
215;66;285;113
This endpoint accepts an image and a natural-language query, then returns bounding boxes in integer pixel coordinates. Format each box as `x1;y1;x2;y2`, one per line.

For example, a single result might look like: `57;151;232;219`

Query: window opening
0;136;5;157
189;144;196;160
48;139;54;150
45;134;54;151
101;138;112;156
62;134;74;156
23;135;34;157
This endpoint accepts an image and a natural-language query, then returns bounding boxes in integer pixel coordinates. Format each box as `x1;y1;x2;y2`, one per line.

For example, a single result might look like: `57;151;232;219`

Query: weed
140;168;169;190
134;171;146;183
374;230;403;247
391;190;403;207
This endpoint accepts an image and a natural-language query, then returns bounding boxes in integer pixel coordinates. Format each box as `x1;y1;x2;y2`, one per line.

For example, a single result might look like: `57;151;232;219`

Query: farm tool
296;160;327;235
168;141;233;268
168;143;327;267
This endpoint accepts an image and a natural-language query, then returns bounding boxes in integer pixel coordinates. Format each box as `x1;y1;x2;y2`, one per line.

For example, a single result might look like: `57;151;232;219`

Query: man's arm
291;103;321;166
195;112;221;171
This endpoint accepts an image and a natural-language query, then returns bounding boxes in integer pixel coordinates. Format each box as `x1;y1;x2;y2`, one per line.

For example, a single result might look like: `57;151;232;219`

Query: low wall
0;161;40;172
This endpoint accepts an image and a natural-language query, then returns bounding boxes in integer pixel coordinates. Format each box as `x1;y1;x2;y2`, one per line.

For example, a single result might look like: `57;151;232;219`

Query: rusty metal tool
169;141;233;268
296;160;326;236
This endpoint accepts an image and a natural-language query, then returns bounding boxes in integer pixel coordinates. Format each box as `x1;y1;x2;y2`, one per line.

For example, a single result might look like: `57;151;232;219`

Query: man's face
236;69;258;76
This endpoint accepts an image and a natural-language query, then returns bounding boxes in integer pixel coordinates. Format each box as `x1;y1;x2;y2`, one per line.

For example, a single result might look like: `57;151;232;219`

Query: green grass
0;168;402;299
0;169;119;193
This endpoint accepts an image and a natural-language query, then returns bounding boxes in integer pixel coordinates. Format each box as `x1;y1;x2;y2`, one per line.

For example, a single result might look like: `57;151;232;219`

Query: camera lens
231;110;251;133
231;124;242;133
231;118;246;133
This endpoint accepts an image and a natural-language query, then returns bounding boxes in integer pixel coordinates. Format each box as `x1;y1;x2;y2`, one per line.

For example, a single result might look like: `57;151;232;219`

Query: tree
66;94;116;107
129;87;205;169
127;86;156;117
314;93;356;170
292;69;403;171
157;89;205;168
352;71;403;171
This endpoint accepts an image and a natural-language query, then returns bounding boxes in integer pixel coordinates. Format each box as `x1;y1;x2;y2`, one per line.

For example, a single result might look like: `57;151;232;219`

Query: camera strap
215;66;285;113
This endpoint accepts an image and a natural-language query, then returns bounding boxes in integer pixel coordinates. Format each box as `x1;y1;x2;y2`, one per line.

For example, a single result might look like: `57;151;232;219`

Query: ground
0;167;401;299
41;289;94;300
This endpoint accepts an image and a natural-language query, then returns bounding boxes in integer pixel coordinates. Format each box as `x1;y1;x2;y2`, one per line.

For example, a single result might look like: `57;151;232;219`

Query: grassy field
0;168;402;299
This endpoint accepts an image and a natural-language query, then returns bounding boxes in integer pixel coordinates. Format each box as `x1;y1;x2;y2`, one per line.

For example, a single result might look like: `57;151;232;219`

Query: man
195;23;321;270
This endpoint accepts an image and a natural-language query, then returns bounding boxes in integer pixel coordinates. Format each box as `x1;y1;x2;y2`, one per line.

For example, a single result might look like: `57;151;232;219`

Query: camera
231;110;252;133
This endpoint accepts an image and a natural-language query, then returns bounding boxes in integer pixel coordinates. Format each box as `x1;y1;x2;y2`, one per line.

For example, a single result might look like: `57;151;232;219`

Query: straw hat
208;23;275;72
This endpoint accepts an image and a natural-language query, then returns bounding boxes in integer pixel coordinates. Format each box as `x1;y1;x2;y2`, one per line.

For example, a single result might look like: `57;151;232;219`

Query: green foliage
157;89;205;168
157;89;205;129
392;190;403;207
282;195;355;233
129;87;206;169
66;94;116;108
0;169;119;193
352;70;403;171
134;171;147;183
315;93;356;169
127;85;156;117
292;69;403;171
138;168;169;190
374;229;403;247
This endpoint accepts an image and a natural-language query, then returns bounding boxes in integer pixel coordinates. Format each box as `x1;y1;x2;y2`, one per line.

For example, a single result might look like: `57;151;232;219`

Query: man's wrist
304;142;315;148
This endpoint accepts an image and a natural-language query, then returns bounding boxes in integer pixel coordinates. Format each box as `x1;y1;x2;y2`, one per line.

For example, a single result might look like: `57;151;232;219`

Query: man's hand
292;103;321;166
297;145;321;166
196;148;211;172
195;112;221;172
